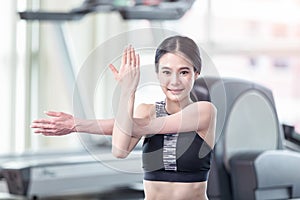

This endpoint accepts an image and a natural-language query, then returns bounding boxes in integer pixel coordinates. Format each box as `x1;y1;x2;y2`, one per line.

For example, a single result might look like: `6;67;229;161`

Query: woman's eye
180;71;189;75
162;71;171;75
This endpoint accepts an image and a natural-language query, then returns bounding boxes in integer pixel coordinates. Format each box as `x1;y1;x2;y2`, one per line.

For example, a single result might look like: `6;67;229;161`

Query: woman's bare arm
31;102;216;137
31;111;115;136
32;101;216;137
133;101;217;136
109;46;140;158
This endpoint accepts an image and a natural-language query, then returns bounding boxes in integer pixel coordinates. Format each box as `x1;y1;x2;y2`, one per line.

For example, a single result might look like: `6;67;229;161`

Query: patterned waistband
144;170;209;183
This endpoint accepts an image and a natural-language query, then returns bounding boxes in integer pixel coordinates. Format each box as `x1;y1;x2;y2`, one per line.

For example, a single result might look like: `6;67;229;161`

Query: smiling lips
168;88;184;94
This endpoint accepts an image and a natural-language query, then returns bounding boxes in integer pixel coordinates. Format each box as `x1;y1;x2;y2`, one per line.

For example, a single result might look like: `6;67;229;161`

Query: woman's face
157;53;199;103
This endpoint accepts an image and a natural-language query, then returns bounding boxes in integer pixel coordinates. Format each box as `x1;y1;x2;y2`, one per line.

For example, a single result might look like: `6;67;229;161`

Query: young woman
32;36;216;200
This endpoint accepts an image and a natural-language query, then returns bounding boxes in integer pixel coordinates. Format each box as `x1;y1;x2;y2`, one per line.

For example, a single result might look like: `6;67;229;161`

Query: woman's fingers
121;46;128;67
31;122;55;129
32;118;52;124
108;45;139;81
126;45;131;65
136;53;140;68
109;64;119;80
130;46;136;67
45;111;61;117
35;129;59;135
125;45;137;65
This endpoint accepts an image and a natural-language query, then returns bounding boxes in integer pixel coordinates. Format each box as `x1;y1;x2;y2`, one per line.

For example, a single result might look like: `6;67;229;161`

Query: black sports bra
142;101;212;182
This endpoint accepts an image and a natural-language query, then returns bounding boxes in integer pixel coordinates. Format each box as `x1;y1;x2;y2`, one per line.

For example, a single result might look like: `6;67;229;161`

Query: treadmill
1;148;143;199
8;0;197;198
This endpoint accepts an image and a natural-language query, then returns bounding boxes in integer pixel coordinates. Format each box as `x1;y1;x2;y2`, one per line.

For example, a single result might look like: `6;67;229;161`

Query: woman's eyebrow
160;66;192;71
161;66;171;70
179;66;192;70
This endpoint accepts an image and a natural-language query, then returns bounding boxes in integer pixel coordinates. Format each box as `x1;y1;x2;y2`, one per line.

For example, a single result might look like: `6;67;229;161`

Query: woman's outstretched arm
31;111;114;136
134;101;217;136
32;101;216;137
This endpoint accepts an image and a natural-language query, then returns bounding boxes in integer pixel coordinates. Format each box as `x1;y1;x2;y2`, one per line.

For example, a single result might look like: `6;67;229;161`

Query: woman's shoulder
194;101;216;109
134;103;156;119
191;101;217;117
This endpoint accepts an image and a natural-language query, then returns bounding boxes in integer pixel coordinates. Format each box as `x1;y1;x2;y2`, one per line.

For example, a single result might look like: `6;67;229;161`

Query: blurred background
0;0;300;199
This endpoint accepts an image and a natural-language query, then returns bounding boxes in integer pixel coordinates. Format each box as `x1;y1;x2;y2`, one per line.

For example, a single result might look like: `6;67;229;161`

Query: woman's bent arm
109;46;140;158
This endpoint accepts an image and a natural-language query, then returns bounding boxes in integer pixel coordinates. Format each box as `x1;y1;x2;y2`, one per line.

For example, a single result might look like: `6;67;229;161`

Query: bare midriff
143;180;208;200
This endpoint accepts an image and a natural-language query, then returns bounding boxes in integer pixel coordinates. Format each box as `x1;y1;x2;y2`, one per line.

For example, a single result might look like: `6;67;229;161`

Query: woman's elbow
112;148;129;159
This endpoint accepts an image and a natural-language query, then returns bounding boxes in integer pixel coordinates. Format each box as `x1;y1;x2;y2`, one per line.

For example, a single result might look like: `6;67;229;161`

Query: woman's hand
109;45;140;94
31;111;77;136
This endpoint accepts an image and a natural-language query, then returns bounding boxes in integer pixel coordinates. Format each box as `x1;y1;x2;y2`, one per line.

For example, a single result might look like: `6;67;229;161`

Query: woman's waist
143;180;207;200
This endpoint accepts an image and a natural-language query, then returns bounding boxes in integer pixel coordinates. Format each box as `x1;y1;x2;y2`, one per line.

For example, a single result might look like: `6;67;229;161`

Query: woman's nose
170;73;180;85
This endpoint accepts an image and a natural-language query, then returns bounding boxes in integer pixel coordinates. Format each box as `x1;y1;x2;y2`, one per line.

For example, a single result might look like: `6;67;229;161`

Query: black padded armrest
230;150;300;200
229;152;261;200
283;124;300;146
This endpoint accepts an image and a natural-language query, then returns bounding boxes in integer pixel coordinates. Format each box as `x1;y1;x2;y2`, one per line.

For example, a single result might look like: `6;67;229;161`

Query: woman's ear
194;72;200;80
